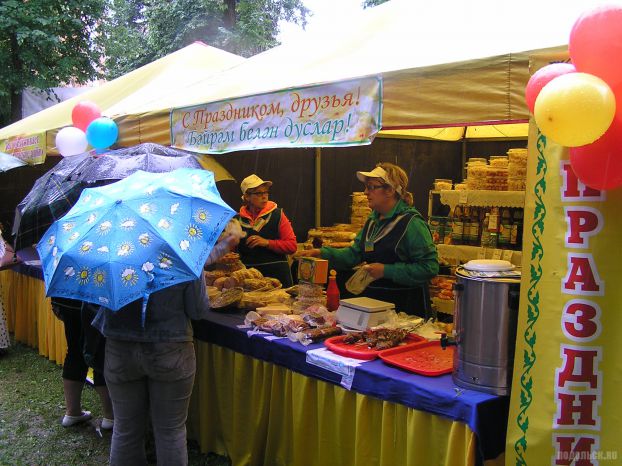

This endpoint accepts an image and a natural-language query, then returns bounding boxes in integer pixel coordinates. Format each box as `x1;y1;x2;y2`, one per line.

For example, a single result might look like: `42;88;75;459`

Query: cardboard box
297;257;328;284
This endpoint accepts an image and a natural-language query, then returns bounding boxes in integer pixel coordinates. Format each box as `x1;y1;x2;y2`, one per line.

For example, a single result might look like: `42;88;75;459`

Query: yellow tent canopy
0;42;244;160
95;0;574;139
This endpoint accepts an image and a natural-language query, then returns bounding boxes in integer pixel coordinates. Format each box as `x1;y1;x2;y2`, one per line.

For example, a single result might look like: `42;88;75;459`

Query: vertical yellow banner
507;121;622;465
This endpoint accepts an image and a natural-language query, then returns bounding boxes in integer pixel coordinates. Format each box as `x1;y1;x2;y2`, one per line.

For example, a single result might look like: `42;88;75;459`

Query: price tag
492;248;503;260
477;247;487;259
501;249;514;262
459;191;468;204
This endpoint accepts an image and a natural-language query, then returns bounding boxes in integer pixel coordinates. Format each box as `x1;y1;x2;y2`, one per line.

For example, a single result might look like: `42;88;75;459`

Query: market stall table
0;248;67;363
1;250;509;466
189;310;509;466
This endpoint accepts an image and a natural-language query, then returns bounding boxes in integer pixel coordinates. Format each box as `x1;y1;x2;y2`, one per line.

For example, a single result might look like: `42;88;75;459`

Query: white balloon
55;127;88;157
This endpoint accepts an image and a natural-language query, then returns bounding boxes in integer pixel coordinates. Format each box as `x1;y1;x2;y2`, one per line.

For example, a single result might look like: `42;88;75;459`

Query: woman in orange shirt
236;174;297;287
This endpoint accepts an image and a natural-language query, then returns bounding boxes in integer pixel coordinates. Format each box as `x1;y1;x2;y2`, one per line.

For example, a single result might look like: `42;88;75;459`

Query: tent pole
315;147;321;227
461;128;468;180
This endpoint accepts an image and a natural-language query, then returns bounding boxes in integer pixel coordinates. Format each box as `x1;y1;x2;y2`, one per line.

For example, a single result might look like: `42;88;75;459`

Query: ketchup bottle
326;269;340;311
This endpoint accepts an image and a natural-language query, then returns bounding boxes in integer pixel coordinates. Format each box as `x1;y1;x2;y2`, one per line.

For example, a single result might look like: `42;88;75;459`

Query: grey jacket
92;275;210;343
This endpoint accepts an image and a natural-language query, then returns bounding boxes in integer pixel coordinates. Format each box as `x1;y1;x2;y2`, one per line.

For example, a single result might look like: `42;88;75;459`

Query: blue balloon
86;117;119;149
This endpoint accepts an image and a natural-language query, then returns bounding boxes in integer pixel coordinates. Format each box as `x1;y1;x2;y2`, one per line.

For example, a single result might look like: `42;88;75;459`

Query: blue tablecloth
193;310;509;460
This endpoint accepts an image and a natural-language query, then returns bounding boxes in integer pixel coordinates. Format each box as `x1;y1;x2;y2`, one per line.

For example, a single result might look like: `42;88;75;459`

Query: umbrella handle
141;293;150;328
141;272;155;327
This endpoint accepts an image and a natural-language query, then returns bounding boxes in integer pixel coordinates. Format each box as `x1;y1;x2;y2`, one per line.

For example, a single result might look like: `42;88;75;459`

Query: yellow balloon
534;72;616;147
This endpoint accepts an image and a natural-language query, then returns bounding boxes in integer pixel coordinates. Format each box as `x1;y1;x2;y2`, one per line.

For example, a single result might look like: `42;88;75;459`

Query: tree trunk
9;32;22;124
10;92;22;123
224;0;236;29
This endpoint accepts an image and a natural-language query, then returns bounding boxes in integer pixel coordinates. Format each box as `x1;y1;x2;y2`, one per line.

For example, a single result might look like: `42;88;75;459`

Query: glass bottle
488;207;500;248
480;212;491;248
326;269;340;311
461;206;471;245
468;206;481;246
510;208;524;250
498;207;512;249
450;205;464;245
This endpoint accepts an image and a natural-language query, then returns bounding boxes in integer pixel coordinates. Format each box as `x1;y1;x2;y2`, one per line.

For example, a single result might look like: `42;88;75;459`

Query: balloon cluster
55;101;119;157
526;5;622;190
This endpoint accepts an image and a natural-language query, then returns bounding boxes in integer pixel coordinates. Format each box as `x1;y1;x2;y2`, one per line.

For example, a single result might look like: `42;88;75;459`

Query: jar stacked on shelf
466;158;487;190
507;148;528;191
484;155;509;190
433;178;453;191
304;191;370;249
350;192;371;228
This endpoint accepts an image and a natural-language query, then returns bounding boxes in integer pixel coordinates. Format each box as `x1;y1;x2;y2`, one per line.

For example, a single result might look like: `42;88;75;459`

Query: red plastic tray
324;333;426;360
378;340;454;376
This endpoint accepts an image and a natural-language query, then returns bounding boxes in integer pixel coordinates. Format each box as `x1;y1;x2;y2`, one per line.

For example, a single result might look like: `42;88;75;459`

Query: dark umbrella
12;143;233;250
74;143;233;183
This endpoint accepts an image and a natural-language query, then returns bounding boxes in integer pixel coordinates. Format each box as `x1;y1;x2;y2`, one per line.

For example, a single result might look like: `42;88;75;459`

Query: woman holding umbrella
92;232;240;466
235;174;297;287
37;168;239;464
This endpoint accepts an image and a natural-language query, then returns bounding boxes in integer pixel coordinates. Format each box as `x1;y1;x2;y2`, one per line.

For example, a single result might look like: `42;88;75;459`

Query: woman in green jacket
300;162;439;316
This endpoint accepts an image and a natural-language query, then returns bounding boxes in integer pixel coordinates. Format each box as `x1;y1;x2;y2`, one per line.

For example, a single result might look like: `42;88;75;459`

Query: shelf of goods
303;191;368;249
438;189;525;212
429;189;525;317
436;244;522;267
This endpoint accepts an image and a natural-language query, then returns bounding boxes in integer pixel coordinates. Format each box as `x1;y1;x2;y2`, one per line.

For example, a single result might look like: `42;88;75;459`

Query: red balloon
569;118;622;190
71;101;102;131
525;63;576;114
614;83;622;124
569;5;622;88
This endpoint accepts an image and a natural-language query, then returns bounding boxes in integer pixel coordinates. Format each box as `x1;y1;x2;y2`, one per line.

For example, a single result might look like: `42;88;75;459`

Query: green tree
101;0;309;79
0;0;105;127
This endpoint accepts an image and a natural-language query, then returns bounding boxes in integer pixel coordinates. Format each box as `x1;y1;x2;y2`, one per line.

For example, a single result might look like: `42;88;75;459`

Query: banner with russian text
507;121;622;466
0;133;46;165
170;77;382;154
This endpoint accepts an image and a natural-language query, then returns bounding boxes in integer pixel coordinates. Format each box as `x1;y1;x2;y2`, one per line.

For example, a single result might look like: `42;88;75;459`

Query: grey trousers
104;339;196;466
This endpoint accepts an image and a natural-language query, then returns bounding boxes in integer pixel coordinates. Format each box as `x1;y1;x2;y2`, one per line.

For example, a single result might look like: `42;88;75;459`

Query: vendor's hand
362;262;385;279
246;235;269;249
293;248;321;259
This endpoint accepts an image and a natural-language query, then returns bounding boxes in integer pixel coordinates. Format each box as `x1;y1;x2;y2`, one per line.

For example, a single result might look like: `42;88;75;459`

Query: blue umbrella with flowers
37;168;235;317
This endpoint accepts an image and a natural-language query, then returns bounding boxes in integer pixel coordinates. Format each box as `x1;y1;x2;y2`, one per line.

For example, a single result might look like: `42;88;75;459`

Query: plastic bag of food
345;266;377;295
276;314;310;333
211;287;244;309
289;326;342;346
300;305;335;328
238;289;292;309
244;310;263;327
292;295;327;314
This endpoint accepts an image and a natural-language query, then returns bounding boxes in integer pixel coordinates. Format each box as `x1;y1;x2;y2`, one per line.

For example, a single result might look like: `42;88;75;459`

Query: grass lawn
0;339;230;466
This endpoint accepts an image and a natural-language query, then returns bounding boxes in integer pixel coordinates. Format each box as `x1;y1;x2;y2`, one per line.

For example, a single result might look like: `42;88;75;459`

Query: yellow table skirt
0;269;66;364
189;341;505;466
1;268;505;465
